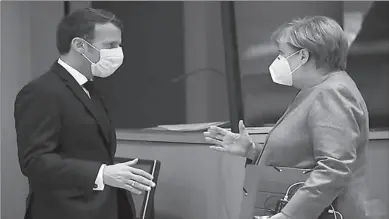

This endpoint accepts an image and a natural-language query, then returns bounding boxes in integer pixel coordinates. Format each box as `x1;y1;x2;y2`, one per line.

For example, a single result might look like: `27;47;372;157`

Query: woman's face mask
82;40;124;78
268;49;303;86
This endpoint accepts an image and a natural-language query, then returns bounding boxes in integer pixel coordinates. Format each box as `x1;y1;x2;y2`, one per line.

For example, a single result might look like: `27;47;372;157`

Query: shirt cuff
93;164;106;191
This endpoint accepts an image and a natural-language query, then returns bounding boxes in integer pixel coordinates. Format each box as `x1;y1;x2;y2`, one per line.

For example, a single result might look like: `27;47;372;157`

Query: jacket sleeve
281;87;365;219
14;82;102;192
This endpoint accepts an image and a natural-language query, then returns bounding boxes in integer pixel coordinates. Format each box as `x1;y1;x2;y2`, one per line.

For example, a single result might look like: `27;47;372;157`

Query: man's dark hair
56;8;123;55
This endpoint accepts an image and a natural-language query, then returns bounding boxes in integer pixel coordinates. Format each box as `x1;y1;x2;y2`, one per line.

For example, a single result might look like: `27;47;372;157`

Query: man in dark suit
14;8;155;219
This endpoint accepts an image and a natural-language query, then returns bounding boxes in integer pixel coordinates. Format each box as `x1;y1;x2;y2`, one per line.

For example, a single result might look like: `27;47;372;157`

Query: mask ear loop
82;53;94;64
290;63;303;74
285;49;302;59
287;49;305;74
82;39;99;51
80;39;99;64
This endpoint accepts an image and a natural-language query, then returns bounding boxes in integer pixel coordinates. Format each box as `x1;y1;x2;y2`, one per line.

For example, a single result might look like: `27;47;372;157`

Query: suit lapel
261;106;290;148
97;90;116;154
52;63;112;151
95;91;117;156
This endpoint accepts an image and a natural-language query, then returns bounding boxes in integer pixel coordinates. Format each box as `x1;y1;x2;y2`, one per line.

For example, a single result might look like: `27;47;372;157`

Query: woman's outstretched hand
204;120;254;157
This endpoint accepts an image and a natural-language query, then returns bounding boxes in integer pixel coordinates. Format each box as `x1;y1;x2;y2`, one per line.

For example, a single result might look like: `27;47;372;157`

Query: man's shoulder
17;67;62;98
35;64;61;82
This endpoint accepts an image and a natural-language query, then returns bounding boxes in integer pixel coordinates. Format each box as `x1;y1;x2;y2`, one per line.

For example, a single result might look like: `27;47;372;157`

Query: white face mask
268;50;302;86
82;41;124;78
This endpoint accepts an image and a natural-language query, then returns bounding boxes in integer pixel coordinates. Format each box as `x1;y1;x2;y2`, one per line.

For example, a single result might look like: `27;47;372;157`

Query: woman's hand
203;120;254;157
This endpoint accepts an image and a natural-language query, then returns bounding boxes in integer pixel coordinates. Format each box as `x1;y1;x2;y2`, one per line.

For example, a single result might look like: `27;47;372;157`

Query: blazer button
94;184;98;189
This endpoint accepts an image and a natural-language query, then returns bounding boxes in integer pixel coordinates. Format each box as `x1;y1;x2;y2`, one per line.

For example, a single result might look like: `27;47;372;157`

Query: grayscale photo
1;1;388;219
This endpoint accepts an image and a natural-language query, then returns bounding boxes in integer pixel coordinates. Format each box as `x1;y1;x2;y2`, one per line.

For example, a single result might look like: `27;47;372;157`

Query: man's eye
109;43;121;48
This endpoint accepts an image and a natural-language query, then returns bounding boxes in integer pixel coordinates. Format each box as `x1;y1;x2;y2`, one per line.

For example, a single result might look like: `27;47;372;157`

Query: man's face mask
268;49;303;86
82;40;124;78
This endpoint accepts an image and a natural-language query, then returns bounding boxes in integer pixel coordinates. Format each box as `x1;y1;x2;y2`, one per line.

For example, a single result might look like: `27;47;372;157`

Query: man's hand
103;158;156;195
203;120;254;157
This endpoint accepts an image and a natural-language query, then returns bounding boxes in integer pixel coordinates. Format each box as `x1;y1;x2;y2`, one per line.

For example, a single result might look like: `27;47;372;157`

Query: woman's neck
297;67;338;89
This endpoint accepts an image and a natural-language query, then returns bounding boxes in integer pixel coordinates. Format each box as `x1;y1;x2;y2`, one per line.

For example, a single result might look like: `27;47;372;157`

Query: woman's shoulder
314;71;362;99
307;72;367;115
317;71;352;89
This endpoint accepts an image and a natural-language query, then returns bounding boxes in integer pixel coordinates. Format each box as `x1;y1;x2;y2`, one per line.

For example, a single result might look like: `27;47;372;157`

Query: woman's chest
261;92;317;168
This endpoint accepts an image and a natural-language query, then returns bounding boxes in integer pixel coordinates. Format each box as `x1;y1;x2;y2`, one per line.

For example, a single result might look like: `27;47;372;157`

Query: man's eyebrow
103;39;120;43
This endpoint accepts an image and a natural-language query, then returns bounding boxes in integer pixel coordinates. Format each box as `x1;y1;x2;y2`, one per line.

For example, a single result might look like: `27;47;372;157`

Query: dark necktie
83;80;98;100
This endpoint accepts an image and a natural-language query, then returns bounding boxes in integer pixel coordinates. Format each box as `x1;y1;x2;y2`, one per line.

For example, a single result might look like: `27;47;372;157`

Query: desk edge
116;128;389;144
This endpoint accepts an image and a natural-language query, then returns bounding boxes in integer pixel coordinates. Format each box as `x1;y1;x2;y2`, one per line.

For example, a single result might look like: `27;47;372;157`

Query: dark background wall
346;1;389;129
92;1;186;129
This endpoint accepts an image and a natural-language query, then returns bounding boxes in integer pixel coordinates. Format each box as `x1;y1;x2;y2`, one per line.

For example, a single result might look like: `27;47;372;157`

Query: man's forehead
93;23;122;43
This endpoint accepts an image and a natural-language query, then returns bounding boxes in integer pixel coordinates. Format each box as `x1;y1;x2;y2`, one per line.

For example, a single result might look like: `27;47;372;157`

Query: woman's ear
300;49;310;64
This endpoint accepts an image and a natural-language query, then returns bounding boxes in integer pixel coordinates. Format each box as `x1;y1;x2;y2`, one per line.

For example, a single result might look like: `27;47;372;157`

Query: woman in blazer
204;16;373;219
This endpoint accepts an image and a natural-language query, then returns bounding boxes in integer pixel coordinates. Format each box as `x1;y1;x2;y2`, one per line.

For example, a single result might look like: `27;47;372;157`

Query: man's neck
60;55;93;80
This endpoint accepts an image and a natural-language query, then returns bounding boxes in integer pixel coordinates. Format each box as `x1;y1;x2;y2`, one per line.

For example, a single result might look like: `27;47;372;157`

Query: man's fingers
129;167;154;180
123;158;138;166
204;137;223;146
126;180;151;192
123;184;142;195
210;146;228;153
131;174;156;187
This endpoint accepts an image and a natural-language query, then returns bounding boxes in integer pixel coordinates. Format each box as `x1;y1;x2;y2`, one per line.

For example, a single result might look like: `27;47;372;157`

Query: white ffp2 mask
268;50;302;86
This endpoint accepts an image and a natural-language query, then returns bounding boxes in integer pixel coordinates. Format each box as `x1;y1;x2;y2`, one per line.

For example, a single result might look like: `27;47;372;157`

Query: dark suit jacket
14;62;136;219
258;71;373;219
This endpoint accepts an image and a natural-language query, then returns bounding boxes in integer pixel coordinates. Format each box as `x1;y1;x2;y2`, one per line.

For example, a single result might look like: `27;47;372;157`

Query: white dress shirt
57;58;106;191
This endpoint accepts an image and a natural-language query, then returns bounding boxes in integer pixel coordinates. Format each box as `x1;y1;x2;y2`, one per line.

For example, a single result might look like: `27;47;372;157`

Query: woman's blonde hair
271;16;349;71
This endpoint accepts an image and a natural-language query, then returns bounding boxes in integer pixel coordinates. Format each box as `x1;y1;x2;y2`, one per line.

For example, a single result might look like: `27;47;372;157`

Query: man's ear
71;37;86;54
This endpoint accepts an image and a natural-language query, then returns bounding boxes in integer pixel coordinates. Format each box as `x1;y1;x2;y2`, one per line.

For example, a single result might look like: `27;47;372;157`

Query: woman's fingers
210;146;228;152
203;131;224;141
205;137;223;146
208;126;229;135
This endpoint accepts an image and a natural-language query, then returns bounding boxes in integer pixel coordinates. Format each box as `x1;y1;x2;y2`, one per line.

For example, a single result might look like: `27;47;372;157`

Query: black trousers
117;190;135;219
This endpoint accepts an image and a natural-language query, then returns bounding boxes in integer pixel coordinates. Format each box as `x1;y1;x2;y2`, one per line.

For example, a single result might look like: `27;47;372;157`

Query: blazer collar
57;58;88;86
